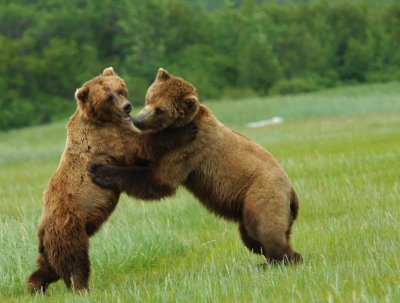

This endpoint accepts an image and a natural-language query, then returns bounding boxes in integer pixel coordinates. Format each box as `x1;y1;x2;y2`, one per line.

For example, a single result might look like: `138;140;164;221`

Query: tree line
1;0;399;130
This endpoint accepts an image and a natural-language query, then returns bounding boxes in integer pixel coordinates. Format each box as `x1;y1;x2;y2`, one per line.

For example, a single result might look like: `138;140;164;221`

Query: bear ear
184;94;198;104
75;86;89;103
183;94;199;115
156;68;171;81
102;67;116;76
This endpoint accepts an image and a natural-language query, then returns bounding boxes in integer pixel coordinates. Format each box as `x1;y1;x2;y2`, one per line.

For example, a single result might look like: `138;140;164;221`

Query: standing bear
28;67;196;293
89;68;302;264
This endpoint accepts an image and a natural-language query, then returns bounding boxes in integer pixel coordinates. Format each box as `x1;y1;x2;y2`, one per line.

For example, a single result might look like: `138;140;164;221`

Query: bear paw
87;162;117;190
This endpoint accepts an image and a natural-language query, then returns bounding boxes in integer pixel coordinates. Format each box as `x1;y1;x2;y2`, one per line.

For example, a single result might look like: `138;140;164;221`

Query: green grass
1;82;399;302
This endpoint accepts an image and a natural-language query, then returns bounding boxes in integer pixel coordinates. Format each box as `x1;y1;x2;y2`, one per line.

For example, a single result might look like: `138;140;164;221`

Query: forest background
1;0;399;130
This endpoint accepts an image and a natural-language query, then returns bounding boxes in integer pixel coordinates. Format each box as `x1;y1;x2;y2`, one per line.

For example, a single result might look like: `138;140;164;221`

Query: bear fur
89;68;302;264
28;68;196;293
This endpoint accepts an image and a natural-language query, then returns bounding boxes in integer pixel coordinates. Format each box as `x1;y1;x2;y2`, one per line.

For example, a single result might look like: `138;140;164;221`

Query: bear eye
106;95;114;103
118;90;126;97
155;108;165;116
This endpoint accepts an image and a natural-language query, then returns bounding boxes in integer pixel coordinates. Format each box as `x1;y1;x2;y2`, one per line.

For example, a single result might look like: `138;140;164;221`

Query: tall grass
0;82;399;302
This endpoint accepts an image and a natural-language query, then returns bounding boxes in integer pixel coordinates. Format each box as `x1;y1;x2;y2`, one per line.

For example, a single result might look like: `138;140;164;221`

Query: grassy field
0;82;399;302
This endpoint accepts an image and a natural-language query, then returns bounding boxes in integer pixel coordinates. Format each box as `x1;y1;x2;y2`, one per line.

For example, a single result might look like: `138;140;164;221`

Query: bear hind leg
44;221;91;291
60;252;90;291
243;195;302;265
28;253;59;293
238;223;264;255
51;241;90;291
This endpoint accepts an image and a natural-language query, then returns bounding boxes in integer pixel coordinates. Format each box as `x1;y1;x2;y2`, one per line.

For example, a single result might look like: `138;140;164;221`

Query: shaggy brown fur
89;68;302;264
28;68;196;293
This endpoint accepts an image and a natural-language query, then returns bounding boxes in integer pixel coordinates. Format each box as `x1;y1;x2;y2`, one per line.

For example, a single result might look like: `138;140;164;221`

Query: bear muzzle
132;107;154;130
121;103;133;124
132;116;146;130
123;103;132;114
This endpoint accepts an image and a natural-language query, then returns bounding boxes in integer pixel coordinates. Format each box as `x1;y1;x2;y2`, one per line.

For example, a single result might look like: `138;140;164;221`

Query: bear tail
286;188;299;241
290;188;299;221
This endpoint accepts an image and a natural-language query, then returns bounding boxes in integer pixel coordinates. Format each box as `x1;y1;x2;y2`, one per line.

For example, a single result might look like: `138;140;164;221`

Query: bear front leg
87;163;176;200
138;121;197;159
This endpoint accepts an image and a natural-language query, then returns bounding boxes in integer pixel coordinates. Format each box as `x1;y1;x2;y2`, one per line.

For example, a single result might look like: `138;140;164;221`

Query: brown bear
28;67;196;293
88;68;302;265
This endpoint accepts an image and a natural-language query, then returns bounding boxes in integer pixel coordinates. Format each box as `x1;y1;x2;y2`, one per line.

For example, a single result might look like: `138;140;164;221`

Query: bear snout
123;103;132;114
132;117;146;130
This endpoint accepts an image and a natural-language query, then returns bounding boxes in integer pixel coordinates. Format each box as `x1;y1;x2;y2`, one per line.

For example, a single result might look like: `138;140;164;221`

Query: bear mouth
122;115;132;124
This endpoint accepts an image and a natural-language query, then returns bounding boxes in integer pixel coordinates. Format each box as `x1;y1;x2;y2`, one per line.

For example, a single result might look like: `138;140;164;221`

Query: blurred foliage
1;0;400;130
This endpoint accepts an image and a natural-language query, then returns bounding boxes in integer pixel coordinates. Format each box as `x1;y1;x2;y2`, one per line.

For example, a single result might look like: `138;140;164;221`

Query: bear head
75;67;133;124
132;68;200;131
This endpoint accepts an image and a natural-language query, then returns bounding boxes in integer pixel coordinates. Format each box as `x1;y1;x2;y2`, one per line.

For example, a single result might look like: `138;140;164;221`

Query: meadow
0;82;399;302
